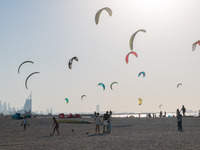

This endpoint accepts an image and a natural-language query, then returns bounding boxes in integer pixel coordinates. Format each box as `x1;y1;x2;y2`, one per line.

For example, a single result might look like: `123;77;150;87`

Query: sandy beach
0;117;200;150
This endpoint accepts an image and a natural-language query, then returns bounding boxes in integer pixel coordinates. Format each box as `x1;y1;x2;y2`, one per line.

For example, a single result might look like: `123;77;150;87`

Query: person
109;110;112;117
21;116;29;130
52;117;60;135
159;111;162;117
176;109;183;131
94;113;101;134
107;119;111;134
180;105;186;117
103;111;110;133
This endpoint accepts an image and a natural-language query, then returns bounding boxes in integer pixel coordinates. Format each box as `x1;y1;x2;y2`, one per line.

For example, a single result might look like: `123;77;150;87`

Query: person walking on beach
103;111;110;133
52;117;60;135
94;113;101;134
21;116;29;130
180;105;186;117
176;109;183;132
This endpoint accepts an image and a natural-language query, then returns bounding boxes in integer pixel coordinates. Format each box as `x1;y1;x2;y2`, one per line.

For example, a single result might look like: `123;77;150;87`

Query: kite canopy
138;98;142;105
68;57;78;69
97;83;105;90
192;40;200;51
25;72;40;89
110;82;118;90
177;83;182;88
138;71;146;77
125;51;138;64
65;98;69;104
95;7;112;25
129;29;146;50
18;61;34;74
159;104;162;109
81;95;86;100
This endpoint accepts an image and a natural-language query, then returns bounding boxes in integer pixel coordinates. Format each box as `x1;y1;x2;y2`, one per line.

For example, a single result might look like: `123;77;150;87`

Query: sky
0;0;200;114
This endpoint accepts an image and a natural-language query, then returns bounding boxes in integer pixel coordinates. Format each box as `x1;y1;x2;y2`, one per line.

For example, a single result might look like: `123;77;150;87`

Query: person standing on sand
21;116;29;130
94;113;101;134
176;109;183;132
180;105;186;117
103;111;110;133
52;117;60;135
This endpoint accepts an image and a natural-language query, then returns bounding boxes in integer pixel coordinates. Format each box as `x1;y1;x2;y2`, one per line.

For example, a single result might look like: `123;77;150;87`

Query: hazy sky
0;0;200;114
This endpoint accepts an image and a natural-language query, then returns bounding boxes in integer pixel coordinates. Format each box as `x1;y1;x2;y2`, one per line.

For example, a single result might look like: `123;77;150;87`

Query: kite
68;57;78;69
110;82;118;90
192;40;200;51
18;61;34;74
177;83;182;88
129;29;146;50
98;83;105;90
65;98;69;104
95;7;112;25
125;51;138;64
25;72;40;89
138;98;142;105
159;104;162;109
138;71;146;77
81;95;86;100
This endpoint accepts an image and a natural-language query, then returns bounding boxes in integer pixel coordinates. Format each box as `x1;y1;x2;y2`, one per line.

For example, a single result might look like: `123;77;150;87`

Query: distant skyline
1;0;200;113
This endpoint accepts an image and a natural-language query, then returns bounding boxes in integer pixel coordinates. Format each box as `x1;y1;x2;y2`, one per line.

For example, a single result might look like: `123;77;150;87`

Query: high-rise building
96;105;100;113
3;102;7;115
17;93;32;114
24;94;32;113
0;101;2;113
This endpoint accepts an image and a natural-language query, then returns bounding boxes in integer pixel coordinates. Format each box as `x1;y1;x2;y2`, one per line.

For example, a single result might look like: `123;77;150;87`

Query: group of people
21;106;187;135
94;111;111;135
176;105;186;132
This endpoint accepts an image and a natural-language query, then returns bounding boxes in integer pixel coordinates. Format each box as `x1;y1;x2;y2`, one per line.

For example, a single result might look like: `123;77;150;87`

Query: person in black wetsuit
180;105;186;117
52;117;60;135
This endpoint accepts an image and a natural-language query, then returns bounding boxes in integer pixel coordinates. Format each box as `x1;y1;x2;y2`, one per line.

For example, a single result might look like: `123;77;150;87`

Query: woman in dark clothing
176;109;183;132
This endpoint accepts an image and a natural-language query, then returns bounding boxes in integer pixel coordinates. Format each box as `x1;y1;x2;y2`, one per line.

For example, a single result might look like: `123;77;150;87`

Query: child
176;109;183;132
52;117;60;135
107;119;111;134
21;116;29;130
94;113;101;134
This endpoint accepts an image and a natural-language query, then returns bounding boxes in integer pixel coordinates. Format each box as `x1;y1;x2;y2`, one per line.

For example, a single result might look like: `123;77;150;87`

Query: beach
0;117;200;150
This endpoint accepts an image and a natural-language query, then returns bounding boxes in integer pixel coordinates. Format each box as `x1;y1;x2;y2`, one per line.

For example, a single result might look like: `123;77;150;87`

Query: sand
0;117;200;150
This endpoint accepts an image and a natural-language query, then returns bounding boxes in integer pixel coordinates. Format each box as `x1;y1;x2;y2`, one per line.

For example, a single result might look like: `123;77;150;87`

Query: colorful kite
138;71;146;77
98;83;105;90
192;40;200;51
138;98;142;105
125;51;138;64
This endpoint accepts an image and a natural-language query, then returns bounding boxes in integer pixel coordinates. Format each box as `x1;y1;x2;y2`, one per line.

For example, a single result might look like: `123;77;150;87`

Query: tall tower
96;105;100;113
24;93;32;113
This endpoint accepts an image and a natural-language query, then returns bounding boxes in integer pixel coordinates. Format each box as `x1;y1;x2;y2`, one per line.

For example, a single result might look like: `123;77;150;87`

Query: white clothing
95;116;101;125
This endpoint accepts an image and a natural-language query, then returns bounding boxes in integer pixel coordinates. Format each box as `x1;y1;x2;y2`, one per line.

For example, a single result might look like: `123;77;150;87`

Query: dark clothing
103;113;110;120
177;121;182;131
177;114;182;131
